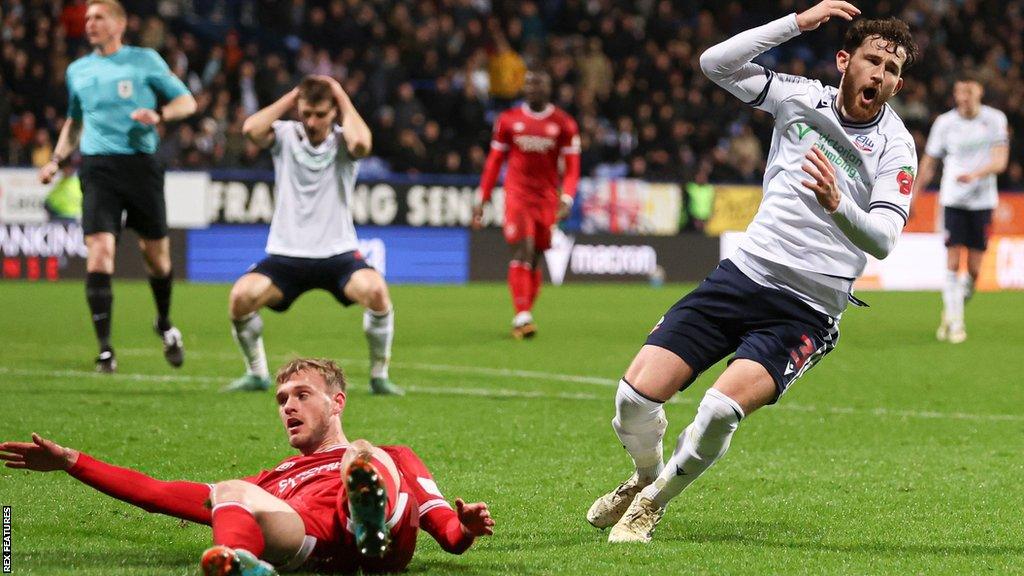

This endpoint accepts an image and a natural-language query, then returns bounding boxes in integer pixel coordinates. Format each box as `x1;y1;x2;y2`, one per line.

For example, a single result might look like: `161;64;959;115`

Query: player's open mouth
287;418;303;433
861;87;878;105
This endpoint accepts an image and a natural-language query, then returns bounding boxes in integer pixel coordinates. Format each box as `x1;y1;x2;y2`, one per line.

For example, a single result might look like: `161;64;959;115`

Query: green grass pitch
1;280;1023;575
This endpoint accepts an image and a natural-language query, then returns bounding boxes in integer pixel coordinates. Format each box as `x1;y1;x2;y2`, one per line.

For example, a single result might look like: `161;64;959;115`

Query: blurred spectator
2;0;1022;187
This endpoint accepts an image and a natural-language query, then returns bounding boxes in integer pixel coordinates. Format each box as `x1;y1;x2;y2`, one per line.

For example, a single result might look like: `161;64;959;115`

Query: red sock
508;262;532;313
529;268;542;307
212;503;265;557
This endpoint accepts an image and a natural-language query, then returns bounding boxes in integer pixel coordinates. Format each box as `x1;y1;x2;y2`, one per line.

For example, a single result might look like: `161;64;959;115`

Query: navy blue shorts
645;259;840;403
944;207;992;251
250;251;372;312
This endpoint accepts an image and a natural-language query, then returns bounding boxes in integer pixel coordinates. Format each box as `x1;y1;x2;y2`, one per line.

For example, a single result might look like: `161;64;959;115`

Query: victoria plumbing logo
543;229;658;285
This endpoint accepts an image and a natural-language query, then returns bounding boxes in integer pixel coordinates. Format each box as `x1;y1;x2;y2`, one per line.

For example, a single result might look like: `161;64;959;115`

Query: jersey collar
521;103;554;119
831;95;885;129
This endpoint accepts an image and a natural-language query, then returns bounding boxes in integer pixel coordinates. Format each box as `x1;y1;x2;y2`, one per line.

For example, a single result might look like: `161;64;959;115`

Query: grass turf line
1;280;1023;575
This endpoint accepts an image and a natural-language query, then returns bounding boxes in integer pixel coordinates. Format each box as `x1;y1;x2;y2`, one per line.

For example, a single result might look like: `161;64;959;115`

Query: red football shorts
504;196;557;251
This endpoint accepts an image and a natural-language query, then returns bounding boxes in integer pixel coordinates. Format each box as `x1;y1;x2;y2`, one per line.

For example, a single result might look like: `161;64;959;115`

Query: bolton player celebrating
225;75;402;395
912;73;1010;343
38;0;197;372
473;70;581;339
0;358;494;575
586;2;919;543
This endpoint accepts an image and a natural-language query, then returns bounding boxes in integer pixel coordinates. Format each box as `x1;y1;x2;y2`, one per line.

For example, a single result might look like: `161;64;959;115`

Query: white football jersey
739;77;916;286
703;14;917;317
265;120;360;258
924;105;1008;210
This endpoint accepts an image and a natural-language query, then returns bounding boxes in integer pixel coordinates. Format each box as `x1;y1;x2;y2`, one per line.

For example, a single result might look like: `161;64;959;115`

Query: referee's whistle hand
130;108;161;126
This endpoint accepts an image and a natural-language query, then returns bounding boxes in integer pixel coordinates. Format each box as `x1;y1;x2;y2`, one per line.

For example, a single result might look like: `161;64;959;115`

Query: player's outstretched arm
1;433;212;525
700;1;858;106
243;87;300;149
39;118;82;184
316;75;373;158
0;433;79;471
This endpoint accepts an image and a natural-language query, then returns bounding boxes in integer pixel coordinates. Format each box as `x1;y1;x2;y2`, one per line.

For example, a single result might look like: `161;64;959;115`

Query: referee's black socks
85;272;113;352
149;271;174;332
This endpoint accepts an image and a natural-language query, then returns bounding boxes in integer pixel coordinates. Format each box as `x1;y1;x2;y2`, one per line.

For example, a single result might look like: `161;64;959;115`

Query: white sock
641;388;744;508
231;313;269;378
364;307;393;379
960;274;975;303
942;270;964;326
612;379;667;483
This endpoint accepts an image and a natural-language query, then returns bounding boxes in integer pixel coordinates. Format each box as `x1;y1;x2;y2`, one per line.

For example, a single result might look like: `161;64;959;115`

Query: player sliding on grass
587;1;919;543
226;75;402;395
0;358;494;575
472;70;581;340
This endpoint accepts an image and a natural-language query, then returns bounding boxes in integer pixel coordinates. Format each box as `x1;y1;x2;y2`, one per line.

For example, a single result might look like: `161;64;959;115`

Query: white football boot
587;473;644;529
608;494;665;543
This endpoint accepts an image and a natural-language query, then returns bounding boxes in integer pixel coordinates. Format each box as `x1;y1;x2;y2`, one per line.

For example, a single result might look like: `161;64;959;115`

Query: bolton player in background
0;358;494;575
473;70;580;339
912;72;1010;343
38;0;196;373
224;75;402;396
586;1;920;543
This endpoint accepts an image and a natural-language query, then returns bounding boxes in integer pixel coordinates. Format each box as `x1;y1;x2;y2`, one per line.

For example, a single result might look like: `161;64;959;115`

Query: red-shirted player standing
0;358;494;575
473;70;581;339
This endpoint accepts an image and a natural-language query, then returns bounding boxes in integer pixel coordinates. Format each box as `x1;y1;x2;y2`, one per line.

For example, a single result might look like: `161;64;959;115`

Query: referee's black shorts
80;153;168;239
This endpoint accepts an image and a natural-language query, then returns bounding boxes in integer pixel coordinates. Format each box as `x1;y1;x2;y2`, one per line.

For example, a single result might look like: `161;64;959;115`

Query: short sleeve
490;114;511;152
270;120;291;156
66;68;82;120
559;116;580;155
923;116;946;158
143;48;189;100
991;110;1010;146
869;136;918;226
390;447;453;518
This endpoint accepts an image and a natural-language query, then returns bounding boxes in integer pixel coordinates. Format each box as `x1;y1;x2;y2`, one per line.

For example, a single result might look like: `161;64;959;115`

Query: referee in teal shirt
38;0;196;373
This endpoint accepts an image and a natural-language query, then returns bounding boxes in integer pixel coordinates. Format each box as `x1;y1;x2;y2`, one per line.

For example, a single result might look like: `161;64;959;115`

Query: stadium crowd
2;0;1022;189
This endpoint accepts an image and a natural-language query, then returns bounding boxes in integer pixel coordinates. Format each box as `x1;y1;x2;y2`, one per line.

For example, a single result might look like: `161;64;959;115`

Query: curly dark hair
275;357;347;393
842;18;918;71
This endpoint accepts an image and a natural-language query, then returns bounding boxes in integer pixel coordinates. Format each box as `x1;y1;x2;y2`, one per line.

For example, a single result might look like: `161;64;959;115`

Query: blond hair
87;0;126;20
275;358;347;393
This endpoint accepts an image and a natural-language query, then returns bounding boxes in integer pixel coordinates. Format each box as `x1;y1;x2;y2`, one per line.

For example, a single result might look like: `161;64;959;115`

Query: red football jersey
242;444;461;571
490;103;580;206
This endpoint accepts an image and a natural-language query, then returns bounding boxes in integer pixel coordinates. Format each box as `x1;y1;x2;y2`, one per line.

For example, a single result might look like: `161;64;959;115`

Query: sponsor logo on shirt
545;123;559;136
853;134;875;153
512;122;525;132
513;135;556;153
275;462;296;472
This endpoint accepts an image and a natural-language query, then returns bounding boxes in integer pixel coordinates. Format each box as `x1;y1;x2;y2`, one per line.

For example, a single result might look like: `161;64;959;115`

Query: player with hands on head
225;75;402;396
